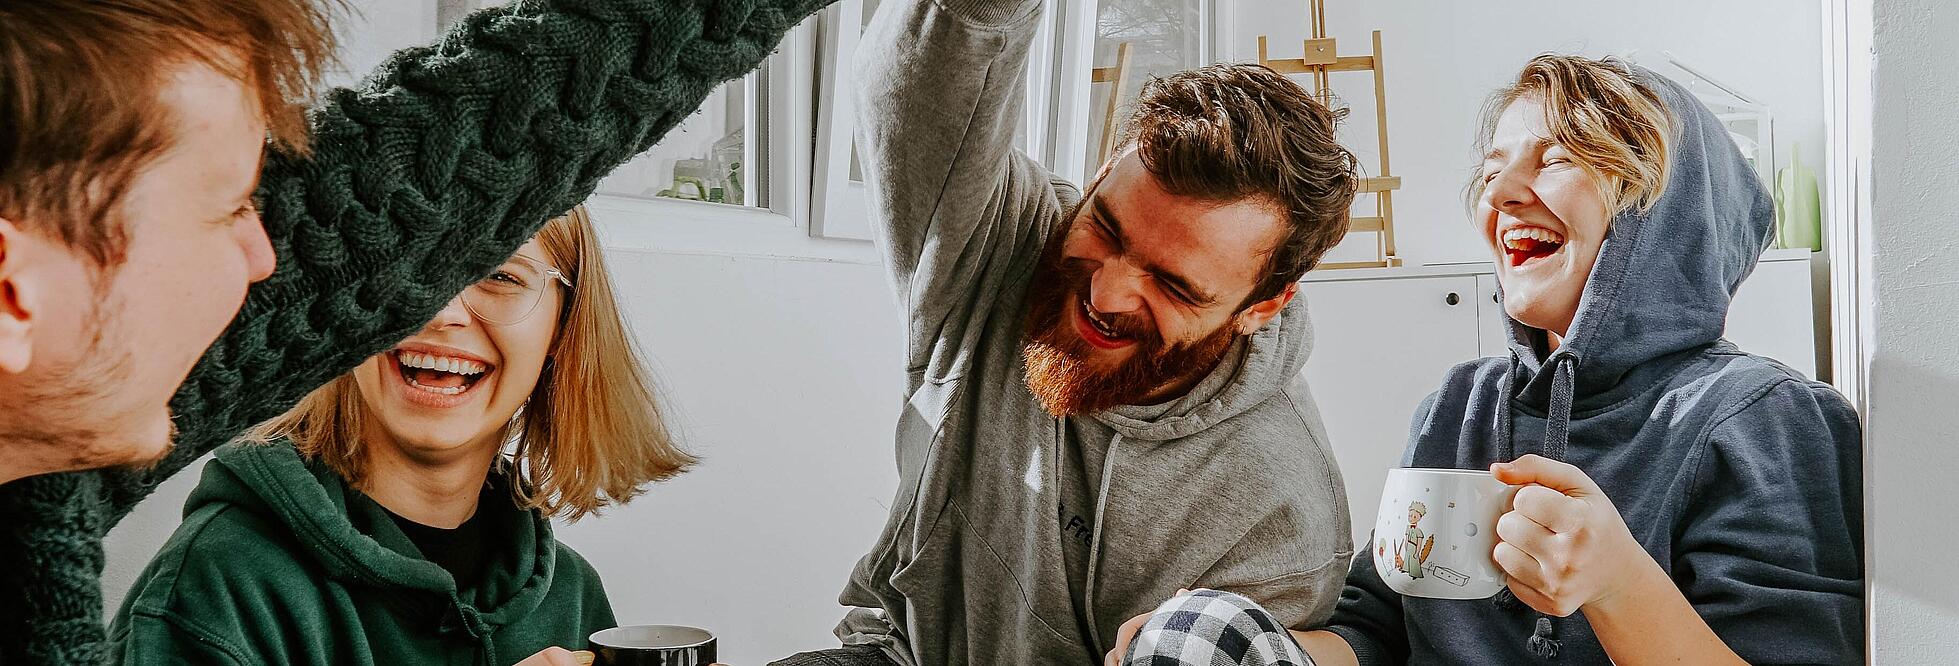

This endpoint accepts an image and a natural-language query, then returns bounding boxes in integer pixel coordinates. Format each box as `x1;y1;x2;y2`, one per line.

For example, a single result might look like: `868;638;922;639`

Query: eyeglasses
461;253;574;325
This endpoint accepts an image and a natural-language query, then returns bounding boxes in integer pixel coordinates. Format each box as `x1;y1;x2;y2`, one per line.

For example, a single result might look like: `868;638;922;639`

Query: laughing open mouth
1082;298;1124;338
1501;226;1565;267
1075;296;1136;349
392;350;492;396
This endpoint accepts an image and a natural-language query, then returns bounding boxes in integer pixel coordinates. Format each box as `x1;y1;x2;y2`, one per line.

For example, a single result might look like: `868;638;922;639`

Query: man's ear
0;217;36;374
1234;282;1297;336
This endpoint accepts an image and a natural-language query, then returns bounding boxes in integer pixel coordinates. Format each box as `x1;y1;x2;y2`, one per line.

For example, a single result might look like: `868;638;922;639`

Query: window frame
588;20;880;263
809;0;1062;242
1049;0;1230;185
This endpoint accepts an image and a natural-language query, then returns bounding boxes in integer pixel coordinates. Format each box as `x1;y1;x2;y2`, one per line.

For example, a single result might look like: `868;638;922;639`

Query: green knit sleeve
140;0;837;509
0;1;833;663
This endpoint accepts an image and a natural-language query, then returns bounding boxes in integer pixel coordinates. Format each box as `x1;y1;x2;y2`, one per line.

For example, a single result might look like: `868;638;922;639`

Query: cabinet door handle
1492;291;1501;304
1445;292;1461;306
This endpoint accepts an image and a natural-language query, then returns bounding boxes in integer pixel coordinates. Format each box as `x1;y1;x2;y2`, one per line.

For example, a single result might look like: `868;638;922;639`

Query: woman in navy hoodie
1105;55;1863;666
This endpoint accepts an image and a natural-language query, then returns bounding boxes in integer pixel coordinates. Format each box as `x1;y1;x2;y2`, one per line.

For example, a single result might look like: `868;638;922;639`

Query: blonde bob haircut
245;204;691;520
1469;54;1674;216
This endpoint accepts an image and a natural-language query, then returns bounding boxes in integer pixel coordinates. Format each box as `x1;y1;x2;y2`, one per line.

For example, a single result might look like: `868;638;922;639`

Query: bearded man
770;0;1364;664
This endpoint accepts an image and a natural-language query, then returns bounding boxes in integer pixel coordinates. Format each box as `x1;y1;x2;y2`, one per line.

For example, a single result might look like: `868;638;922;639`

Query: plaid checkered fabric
1120;589;1314;666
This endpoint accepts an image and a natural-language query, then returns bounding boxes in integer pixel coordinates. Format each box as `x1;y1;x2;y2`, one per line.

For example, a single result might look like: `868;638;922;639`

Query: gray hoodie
1323;69;1864;663
832;0;1352;663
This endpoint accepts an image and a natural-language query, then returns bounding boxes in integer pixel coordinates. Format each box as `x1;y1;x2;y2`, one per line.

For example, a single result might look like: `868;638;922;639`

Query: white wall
556;250;900;662
103;248;905;664
1866;0;1959;660
324;0;437;88
1226;0;1829;266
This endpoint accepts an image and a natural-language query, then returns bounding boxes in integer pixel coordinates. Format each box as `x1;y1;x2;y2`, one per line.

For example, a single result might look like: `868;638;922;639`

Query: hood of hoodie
1498;66;1774;458
1089;295;1315;441
189;442;560;628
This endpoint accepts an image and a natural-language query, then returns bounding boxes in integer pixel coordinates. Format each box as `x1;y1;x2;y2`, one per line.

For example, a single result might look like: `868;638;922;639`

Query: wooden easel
1258;0;1401;269
1092;42;1133;167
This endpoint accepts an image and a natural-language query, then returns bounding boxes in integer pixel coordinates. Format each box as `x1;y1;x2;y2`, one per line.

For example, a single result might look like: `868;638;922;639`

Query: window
812;0;1051;241
583;11;842;261
810;0;877;240
438;0;784;213
597;74;769;209
338;0;858;261
1081;0;1211;171
1039;0;1228;185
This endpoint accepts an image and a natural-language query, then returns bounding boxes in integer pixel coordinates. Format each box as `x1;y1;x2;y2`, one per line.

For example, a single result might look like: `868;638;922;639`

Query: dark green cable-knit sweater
0;0;831;662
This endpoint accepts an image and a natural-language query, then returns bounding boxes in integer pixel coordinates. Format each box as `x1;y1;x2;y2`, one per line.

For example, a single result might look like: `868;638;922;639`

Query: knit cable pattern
0;0;832;662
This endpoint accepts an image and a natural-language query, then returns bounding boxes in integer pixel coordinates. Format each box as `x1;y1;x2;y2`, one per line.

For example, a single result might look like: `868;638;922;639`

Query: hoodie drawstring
1496;354;1522;460
441;602;499;665
1495;352;1578;461
1081;432;1126;651
1493;352;1578;659
1530;355;1578;658
1542;355;1576;461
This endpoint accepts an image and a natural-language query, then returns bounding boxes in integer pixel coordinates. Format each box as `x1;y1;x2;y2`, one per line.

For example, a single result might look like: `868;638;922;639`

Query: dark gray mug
588;625;717;666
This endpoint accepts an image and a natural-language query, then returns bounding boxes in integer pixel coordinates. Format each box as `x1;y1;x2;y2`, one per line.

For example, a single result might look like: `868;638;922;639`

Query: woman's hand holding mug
1489;454;1653;617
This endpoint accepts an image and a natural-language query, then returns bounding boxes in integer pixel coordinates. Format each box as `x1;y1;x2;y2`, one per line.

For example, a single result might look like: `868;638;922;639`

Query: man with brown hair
0;0;336;486
0;1;832;662
771;1;1360;664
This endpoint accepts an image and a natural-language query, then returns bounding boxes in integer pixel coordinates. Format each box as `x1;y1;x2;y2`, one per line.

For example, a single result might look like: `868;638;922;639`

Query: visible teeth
1083;301;1122;338
404;375;468;395
396;351;486;375
1501;226;1565;250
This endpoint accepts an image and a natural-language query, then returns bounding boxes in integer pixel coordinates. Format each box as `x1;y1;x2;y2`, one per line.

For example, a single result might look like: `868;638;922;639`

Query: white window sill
587;193;879;265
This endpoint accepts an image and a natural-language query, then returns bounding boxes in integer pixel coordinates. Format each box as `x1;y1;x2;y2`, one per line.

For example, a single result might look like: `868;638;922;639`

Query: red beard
1020;235;1239;417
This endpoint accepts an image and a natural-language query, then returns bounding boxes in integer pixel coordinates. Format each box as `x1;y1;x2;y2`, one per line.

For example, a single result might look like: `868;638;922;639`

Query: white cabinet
1299;274;1480;550
1726;256;1819;379
1300;250;1820;548
1475;273;1506;358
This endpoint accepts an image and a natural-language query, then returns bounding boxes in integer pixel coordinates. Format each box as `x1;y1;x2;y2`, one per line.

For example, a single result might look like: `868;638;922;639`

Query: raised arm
855;0;1070;377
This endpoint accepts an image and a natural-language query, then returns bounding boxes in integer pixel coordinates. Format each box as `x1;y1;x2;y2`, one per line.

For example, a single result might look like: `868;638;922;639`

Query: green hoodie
107;443;613;666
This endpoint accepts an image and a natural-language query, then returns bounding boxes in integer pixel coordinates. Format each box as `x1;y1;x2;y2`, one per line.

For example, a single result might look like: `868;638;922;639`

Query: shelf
1303;248;1817;284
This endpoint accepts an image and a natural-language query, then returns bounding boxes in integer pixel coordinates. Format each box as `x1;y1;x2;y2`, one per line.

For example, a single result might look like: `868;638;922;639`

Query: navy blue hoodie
1322;69;1864;664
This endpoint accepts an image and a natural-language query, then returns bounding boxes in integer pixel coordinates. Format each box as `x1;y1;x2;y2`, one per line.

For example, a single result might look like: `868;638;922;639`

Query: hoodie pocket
888;494;1087;658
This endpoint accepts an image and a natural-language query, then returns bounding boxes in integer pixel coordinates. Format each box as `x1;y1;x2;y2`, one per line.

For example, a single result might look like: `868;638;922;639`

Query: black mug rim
589;624;716;651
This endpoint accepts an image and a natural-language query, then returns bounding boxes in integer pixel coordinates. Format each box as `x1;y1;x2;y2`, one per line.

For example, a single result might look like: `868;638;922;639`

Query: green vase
1774;144;1823;251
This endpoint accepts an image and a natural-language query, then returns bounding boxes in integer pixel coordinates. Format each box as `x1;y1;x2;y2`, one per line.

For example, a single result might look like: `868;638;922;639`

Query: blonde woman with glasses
108;205;689;666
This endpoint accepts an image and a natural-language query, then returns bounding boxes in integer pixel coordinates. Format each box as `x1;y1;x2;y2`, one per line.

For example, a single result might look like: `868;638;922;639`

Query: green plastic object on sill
1774;143;1823;251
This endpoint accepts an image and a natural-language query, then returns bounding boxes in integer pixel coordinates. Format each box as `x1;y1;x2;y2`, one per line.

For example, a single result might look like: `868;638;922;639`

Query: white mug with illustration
1371;468;1520;600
